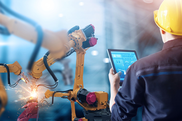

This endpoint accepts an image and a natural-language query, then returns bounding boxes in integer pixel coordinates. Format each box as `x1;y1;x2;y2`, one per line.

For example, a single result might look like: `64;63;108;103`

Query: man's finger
109;68;114;74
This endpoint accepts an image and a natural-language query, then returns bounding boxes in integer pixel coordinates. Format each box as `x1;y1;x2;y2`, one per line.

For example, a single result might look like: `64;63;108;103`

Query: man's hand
108;68;121;112
109;68;120;89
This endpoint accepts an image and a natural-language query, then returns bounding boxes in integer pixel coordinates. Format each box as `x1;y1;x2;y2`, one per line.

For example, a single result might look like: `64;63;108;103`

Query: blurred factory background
0;0;163;120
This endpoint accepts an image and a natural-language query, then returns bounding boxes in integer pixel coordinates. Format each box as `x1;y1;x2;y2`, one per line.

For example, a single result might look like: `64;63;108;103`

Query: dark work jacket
111;38;182;121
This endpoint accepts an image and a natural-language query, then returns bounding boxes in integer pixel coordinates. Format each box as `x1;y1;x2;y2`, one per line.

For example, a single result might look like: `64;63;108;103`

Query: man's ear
161;29;166;34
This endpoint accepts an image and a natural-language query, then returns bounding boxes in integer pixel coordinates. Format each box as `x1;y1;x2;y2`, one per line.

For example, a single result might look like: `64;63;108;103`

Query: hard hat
154;0;182;36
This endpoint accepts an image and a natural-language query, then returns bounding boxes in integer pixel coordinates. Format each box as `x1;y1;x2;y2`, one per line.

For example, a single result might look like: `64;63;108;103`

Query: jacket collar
163;38;182;50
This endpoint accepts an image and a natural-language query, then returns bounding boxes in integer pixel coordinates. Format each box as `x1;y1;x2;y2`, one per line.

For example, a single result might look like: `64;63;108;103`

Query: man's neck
163;35;182;43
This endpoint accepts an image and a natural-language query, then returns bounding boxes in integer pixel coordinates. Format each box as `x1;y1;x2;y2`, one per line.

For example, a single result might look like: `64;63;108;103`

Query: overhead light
0;42;7;46
59;14;63;17
79;2;84;6
91;50;98;56
103;58;110;63
0;42;12;46
40;0;56;11
143;0;153;3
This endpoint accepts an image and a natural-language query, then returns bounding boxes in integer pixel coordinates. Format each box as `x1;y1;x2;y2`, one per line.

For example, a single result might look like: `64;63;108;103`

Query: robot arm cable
0;1;36;26
36;46;76;89
51;89;73;104
37;81;58;89
42;69;63;79
37;48;75;89
57;49;75;61
36;51;59;89
43;51;58;82
27;25;43;71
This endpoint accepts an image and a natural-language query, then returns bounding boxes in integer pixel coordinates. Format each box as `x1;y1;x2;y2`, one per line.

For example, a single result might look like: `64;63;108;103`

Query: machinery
0;76;7;116
0;61;22;116
43;43;111;120
0;1;111;121
42;59;73;85
58;59;73;85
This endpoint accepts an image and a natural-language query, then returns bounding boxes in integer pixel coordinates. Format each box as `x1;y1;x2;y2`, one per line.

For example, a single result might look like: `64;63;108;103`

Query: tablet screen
108;50;138;83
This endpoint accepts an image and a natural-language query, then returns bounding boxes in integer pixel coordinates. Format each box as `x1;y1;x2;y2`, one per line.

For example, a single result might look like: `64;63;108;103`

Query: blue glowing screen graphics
111;51;137;81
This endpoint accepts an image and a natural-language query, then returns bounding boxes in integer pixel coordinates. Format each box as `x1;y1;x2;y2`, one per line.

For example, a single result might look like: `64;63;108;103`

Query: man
109;0;182;120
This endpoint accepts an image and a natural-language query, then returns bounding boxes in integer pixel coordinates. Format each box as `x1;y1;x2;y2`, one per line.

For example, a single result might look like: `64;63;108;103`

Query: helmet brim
154;10;182;36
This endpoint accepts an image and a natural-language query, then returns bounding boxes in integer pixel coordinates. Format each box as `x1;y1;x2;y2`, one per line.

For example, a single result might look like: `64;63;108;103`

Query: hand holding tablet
107;49;138;85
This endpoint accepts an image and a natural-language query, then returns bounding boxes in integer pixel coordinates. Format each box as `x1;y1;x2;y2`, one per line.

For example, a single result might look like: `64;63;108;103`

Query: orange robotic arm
0;12;95;79
30;29;89;79
0;76;7;116
0;12;95;59
43;47;110;121
0;61;22;75
0;61;22;116
0;13;68;59
0;3;98;120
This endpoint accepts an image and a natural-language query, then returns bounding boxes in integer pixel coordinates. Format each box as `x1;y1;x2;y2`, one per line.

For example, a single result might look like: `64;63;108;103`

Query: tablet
107;49;138;85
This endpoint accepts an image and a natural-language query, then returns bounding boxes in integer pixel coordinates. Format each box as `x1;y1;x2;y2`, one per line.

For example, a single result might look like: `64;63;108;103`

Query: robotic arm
30;26;95;79
0;12;95;59
0;10;108;120
0;61;22;75
0;2;107;121
0;61;22;116
0;13;68;59
0;76;7;116
0;12;95;79
42;46;111;121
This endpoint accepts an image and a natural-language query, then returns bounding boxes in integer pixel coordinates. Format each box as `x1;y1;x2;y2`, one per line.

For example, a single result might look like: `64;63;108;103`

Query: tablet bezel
107;49;138;85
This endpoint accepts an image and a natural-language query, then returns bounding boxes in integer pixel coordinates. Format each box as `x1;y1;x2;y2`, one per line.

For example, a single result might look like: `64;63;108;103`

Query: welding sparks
31;92;37;98
7;75;44;104
18;83;31;94
14;95;32;102
31;89;38;98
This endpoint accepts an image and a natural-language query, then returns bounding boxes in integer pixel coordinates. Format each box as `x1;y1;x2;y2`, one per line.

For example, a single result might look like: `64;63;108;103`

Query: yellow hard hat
154;0;182;36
